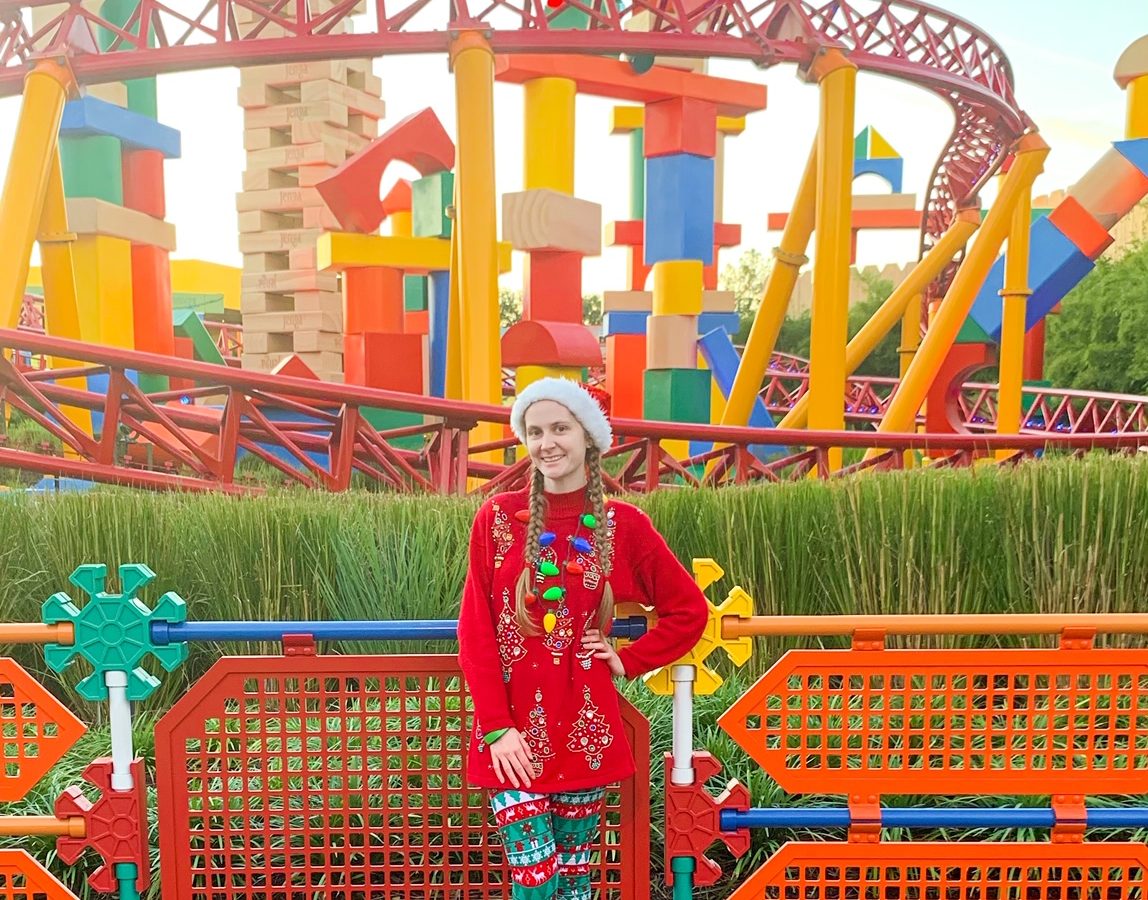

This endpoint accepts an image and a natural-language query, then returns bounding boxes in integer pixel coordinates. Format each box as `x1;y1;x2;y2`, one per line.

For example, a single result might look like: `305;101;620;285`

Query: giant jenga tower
235;0;385;382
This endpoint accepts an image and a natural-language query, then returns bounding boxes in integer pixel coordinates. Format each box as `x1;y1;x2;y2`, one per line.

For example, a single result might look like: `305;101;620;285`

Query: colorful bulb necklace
517;508;598;633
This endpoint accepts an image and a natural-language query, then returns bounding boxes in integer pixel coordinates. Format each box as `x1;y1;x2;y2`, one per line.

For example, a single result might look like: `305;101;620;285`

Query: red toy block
170;335;195;393
271;353;319;380
524;250;583;323
344;332;425;392
404;309;429;335
130;243;176;358
344;266;404;334
924;341;996;435
605;333;646;420
382;179;413;217
663;752;750;887
606;220;643;247
316;108;455;233
644;97;717;159
55;758;150;895
122;148;165;218
714;222;741;247
502;320;602;367
1048;195;1114;259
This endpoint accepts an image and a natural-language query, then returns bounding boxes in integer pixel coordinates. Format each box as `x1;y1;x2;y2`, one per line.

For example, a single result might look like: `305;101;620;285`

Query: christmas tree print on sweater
496;588;526;682
567;686;614;770
525;687;555;777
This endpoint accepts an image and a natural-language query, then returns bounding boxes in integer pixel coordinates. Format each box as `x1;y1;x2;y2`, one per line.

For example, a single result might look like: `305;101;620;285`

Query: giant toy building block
237;35;383;381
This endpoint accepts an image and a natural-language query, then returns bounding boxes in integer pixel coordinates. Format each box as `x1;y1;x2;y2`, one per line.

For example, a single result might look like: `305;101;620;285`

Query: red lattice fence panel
154;655;650;900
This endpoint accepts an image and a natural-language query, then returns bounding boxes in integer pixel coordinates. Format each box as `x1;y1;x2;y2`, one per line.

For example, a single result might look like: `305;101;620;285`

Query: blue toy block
853;156;903;193
1114;138;1148;180
644;153;715;265
427;270;450;398
690;328;783;462
967;217;1093;342
85;369;142;437
697;311;740;336
602;310;649;336
60;96;181;158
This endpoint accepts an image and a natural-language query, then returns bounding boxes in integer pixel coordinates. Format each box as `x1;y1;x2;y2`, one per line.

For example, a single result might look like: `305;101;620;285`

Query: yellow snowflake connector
639;558;754;696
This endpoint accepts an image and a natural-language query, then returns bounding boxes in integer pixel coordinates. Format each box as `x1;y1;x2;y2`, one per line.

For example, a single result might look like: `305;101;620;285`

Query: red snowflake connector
55;758;151;894
663;752;750;886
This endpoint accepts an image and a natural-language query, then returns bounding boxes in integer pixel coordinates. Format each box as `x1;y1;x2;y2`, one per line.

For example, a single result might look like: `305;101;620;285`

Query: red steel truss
1;329;1144;495
0;0;1027;294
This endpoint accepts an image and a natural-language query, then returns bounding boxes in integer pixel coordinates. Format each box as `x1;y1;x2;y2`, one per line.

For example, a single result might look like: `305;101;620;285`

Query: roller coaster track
0;0;1027;294
0;330;1144;495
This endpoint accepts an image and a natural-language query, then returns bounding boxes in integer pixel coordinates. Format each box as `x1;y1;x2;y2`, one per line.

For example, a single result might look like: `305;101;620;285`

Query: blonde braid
514;467;546;635
586;446;616;632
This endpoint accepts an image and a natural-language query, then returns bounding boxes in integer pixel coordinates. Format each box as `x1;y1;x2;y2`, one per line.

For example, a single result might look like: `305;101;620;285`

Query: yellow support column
1116;36;1148;139
898;292;922;468
445;189;463;401
777;209;980;429
450;31;502;462
806;49;857;472
0;59;75;329
719;137;817;429
865;133;1049;459
995;177;1033;459
524;78;575;194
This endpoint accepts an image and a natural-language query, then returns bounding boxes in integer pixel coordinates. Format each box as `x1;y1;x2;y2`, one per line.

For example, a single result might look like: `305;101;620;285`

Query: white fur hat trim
509;377;612;454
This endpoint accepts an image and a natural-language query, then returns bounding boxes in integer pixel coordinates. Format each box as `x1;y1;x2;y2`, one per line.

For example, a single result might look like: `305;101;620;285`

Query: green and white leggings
490;787;606;900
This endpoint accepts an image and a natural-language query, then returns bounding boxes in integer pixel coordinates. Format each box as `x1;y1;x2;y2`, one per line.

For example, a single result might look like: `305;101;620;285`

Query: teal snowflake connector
42;564;189;702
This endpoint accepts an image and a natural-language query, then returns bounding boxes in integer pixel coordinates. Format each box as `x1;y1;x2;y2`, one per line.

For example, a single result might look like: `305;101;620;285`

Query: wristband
484;727;509;745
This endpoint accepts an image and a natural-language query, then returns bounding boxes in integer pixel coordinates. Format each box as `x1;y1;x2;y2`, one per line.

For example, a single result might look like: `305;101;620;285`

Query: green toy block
643;368;711;423
137;371;169;394
126;78;158;119
173;308;226;366
412;171;454;239
404;275;429;312
956;316;993;344
629;129;645;222
41;563;188;702
173;292;226;316
362;407;426;451
61;135;124;204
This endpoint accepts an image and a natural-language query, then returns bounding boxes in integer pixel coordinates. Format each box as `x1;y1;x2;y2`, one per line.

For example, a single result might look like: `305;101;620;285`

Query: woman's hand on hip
582;628;625;678
490;728;535;789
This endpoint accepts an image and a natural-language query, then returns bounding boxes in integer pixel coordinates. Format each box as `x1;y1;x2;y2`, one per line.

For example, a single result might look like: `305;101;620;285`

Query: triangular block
867;126;899;159
1114;138;1148;179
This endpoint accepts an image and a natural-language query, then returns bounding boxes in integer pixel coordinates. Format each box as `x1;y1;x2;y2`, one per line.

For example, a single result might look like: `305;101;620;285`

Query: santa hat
509;377;613;454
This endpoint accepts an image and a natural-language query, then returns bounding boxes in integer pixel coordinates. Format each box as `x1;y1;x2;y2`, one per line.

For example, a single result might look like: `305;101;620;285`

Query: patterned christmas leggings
490;787;606;900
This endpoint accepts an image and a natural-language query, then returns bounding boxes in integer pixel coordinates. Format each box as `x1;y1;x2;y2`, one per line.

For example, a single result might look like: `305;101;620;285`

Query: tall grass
0;456;1146;896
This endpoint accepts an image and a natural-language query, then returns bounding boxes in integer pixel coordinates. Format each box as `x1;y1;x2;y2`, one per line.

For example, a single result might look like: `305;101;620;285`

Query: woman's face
524;400;590;492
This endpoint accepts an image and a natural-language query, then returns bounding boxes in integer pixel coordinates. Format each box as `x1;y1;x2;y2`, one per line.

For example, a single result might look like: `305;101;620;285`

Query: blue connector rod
151;615;650;645
721;807;1148;831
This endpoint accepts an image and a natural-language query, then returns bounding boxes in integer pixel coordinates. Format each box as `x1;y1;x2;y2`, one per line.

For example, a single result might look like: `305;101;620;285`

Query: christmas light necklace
516;507;598;633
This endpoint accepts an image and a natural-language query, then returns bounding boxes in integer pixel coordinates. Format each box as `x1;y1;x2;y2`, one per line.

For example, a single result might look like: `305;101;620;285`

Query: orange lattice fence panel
727;841;1148;900
719;648;1148;795
0;659;85;801
154;655;650;900
0;850;77;900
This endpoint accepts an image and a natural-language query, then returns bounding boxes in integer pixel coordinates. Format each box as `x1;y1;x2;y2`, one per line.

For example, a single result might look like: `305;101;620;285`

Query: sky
0;0;1144;294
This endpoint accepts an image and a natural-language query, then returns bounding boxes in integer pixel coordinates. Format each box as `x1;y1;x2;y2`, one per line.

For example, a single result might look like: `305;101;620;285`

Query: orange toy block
1048;195;1114;259
502;189;602;255
171;336;196;393
524;251;583;324
344;332;426;392
405;310;429;335
605;333;646;420
317;108;455;233
382;179;413;216
644;97;718;159
501;320;602;368
131;243;175;358
344;267;404;334
122;149;165;218
494;55;766;118
647;314;699;369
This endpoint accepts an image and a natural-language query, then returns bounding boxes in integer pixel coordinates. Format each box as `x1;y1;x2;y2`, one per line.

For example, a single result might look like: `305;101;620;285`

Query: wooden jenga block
297;165;339;188
293;291;344;317
302;206;342;229
299;80;386;118
289;246;317;270
243;101;349;130
238;228;324;254
238;209;305;233
246;139;352;172
241;59;373;89
502;189;602;255
293;331;345;353
241;269;339;293
241;291;296;314
243;168;298;191
243;350;343;374
242;251;291;274
236;186;325;214
245;309;342;333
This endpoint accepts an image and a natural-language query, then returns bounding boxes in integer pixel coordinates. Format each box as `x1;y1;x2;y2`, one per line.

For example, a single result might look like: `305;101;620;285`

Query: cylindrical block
131;242;175;357
524;77;576;194
343;266;404;334
122;148;165;218
647;314;699;369
652;260;704;316
61;134;124;204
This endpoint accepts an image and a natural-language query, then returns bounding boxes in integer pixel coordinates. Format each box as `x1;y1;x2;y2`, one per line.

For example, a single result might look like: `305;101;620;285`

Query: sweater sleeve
456;502;516;734
614;511;709;680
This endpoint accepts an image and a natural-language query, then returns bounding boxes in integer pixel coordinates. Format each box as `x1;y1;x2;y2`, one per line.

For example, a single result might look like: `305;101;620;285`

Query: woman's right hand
490;728;535;789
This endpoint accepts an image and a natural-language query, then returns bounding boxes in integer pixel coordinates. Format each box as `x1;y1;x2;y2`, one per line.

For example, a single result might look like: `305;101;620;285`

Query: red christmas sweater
457;485;709;792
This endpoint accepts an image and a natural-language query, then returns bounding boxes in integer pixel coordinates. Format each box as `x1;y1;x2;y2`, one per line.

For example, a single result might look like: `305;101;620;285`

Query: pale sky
0;0;1143;294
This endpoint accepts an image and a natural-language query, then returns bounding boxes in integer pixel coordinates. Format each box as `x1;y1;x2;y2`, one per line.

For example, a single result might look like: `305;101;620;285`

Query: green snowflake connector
42;563;189;702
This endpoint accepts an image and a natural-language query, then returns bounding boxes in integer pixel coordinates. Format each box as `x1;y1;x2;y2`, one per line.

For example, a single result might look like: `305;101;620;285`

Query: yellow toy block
603;290;652;312
617;557;754;696
85;82;128;106
502;189;602;255
652;260;703;316
72;235;134;349
516;364;582;394
66;198;176;251
318;233;513;275
170;259;241;313
646;314;698;370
